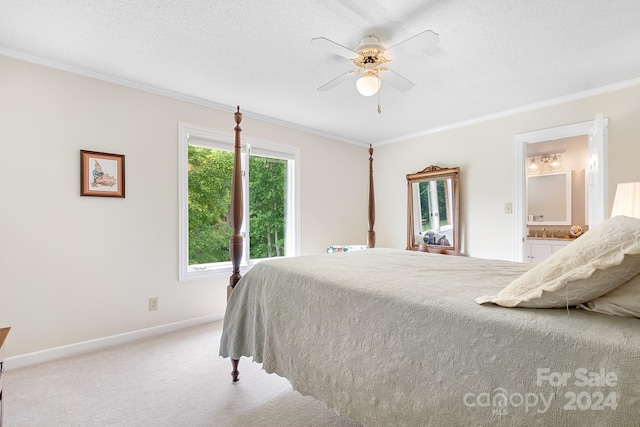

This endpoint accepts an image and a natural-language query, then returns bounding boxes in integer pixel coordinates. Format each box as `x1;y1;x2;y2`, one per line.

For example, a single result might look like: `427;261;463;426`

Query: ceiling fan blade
386;29;439;53
311;37;357;59
317;70;355;91
382;69;415;92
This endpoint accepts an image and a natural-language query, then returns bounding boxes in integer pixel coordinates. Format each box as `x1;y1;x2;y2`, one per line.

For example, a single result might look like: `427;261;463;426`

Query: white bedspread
220;248;640;426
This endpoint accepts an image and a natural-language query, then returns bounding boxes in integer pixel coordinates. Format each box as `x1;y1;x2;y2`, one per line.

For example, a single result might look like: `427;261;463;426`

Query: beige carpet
4;321;364;427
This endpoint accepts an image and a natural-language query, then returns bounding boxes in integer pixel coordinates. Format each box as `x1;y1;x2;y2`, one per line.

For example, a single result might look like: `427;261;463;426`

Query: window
178;123;299;281
417;179;451;232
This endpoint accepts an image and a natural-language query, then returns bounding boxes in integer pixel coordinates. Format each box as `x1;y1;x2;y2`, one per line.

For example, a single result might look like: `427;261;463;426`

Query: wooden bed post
229;106;244;296
367;144;376;248
229;106;243;382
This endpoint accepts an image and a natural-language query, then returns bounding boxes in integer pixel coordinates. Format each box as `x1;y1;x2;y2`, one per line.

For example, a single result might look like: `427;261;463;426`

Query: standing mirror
407;165;460;255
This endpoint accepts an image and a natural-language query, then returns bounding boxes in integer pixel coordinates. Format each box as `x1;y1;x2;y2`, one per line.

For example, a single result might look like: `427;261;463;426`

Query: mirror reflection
412;179;453;245
527;171;572;225
407;166;460;255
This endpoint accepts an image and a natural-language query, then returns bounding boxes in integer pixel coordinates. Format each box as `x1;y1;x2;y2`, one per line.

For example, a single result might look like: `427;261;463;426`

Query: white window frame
178;122;300;281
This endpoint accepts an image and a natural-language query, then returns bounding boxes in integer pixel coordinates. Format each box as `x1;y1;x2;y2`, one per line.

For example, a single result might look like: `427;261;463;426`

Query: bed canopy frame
227;107;375;381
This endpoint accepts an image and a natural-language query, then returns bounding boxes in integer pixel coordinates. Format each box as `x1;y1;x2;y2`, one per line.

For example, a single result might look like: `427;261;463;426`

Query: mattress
220;248;640;426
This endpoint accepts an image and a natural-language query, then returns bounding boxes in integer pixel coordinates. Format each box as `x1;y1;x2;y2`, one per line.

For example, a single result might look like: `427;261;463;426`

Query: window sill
179;257;281;282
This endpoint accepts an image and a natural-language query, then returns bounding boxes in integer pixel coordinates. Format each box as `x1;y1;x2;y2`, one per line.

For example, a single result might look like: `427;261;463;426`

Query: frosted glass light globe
356;75;381;96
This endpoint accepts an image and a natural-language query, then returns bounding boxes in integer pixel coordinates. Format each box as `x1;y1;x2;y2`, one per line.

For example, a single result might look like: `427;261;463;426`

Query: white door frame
513;118;608;261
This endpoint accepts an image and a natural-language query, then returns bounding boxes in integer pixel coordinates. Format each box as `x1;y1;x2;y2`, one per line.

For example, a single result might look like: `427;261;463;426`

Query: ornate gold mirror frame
406;165;460;255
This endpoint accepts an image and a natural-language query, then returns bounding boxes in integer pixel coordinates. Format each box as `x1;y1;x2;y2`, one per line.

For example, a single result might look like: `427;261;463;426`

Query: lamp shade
610;182;640;218
356;75;381;96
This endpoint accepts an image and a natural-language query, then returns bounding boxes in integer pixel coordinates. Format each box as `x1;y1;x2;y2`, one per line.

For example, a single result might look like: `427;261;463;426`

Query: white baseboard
4;314;224;370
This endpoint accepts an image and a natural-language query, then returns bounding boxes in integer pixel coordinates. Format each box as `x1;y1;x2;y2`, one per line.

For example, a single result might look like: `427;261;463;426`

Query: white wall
3;54;639;358
374;83;640;260
0;56;369;357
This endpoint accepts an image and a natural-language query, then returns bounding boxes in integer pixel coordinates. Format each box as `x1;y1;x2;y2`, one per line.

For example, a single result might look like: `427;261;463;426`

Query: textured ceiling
1;0;639;146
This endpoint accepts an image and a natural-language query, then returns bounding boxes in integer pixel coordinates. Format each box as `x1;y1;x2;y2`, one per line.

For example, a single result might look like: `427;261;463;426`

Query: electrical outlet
504;203;513;214
149;297;159;311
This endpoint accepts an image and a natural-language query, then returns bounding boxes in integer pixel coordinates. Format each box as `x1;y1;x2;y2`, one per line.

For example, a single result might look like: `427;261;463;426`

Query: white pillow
578;274;640;317
476;215;640;308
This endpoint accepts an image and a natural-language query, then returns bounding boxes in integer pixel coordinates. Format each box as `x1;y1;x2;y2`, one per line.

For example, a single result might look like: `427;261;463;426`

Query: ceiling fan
311;30;439;105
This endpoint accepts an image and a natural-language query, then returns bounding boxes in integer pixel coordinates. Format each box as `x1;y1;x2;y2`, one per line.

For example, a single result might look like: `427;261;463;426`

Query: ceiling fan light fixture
356;73;381;96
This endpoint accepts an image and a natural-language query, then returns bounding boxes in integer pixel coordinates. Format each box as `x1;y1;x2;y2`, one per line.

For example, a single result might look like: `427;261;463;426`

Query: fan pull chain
377;85;382;114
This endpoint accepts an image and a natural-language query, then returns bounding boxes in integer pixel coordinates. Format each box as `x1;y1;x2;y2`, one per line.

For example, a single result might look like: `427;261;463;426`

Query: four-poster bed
227;106;244;382
220;108;640;426
225;107;378;382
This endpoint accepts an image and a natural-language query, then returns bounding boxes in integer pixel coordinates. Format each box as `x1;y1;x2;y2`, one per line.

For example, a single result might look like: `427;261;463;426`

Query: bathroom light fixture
528;153;563;174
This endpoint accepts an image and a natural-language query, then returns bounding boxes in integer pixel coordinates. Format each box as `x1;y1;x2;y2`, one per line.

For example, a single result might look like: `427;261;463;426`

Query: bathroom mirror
407;165;460;255
527;171;572;225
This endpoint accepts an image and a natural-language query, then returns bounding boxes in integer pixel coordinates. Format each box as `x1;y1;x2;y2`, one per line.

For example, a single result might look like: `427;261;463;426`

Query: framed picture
80;150;125;197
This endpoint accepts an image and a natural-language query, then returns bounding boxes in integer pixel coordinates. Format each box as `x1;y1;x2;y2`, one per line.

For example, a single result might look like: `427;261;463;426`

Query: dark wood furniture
228;106;243;382
0;327;10;427
367;144;376;248
226;109;376;381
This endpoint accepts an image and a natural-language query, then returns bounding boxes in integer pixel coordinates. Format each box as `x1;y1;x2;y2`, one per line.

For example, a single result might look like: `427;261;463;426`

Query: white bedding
220;248;640;426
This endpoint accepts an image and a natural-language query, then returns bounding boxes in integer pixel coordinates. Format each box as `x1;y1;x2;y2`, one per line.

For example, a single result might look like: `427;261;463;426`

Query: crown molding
0;46;367;147
375;77;640;147
3;45;638;150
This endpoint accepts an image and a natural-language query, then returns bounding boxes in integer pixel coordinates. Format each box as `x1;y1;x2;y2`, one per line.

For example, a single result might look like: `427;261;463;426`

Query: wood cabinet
0;327;9;427
525;239;571;264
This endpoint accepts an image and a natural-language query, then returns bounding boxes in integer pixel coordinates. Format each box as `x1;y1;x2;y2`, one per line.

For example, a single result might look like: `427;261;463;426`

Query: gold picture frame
80;150;125;197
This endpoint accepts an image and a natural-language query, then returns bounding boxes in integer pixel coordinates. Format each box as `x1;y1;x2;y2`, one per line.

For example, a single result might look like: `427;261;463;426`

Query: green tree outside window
187;145;287;265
